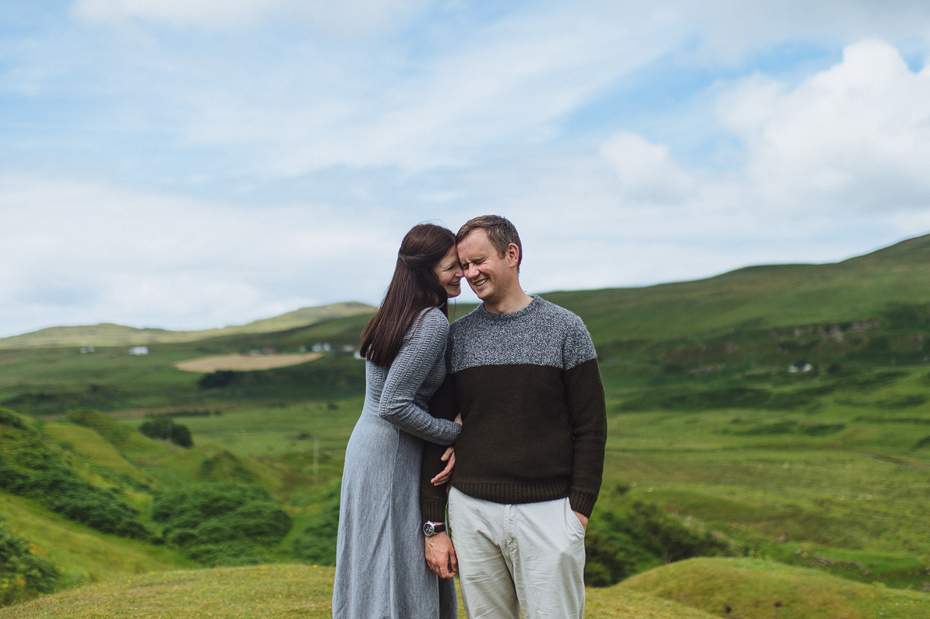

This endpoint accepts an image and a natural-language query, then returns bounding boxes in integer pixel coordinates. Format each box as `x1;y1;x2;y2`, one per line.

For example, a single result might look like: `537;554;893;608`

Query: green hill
4;559;928;619
1;234;930;615
620;557;930;619
0;564;721;619
0;407;312;601
0;302;374;350
5;234;930;354
543;233;930;344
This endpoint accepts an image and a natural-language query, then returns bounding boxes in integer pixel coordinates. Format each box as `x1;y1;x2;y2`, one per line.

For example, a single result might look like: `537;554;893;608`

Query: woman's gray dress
333;308;461;619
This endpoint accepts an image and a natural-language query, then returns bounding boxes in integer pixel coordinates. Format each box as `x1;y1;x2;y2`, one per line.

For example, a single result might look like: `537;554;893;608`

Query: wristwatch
423;521;446;537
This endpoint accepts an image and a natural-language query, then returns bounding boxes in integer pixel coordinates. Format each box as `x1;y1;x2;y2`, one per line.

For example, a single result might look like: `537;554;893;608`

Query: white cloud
6;4;930;337
164;7;676;176
600;132;696;203
717;38;930;211
0;173;404;335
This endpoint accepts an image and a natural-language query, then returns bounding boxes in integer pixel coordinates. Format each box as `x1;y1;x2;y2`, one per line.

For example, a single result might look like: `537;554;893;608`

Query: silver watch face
423;522;435;536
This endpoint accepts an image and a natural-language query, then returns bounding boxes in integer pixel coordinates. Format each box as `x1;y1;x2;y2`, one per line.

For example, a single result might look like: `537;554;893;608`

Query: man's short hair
457;215;523;268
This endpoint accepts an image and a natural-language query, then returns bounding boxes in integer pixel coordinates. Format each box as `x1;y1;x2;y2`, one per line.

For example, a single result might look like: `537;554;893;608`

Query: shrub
198;371;238;389
198;450;255;483
583;529;639;587
583;499;734;588
0;518;61;607
139;418;194;448
0;407;27;430
24;467;151;539
152;483;292;566
626;501;731;564
0;437;151;541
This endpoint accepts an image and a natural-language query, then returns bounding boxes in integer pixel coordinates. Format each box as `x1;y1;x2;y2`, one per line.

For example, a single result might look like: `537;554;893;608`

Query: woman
333;223;464;619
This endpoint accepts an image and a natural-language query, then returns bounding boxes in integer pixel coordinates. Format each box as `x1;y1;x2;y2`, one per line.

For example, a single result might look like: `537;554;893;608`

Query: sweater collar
476;295;540;320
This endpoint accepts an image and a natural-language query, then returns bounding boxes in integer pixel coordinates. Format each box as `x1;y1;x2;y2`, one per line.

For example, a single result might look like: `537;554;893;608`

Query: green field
1;234;929;617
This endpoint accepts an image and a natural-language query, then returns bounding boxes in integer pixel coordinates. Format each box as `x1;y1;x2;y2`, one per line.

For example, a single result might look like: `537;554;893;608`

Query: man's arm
421;375;458;523
563;322;608;519
421;375;459;575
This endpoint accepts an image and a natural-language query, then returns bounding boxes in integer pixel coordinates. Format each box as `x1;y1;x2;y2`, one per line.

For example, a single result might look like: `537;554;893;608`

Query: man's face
456;229;514;303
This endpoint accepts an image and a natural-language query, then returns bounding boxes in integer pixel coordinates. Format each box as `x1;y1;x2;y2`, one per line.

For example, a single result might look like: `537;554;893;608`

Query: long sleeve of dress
378;308;461;445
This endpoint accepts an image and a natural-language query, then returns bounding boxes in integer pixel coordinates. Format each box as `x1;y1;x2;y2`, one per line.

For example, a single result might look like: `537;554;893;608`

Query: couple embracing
333;215;607;619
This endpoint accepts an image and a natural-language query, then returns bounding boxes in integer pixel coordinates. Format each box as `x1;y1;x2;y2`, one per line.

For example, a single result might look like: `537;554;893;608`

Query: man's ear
506;243;520;267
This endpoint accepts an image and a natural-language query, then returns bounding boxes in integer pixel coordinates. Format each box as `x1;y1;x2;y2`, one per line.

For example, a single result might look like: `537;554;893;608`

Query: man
421;215;607;618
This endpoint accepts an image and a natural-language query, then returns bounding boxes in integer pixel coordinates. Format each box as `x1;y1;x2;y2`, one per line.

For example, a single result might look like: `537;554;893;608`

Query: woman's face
433;244;463;298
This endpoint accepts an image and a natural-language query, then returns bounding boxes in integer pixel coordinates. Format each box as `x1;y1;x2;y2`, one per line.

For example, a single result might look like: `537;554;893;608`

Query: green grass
5;560;926;619
621;557;930;619
546;233;930;345
0;565;335;619
0;565;722;619
0;303;374;350
2;234;930;614
0;493;192;586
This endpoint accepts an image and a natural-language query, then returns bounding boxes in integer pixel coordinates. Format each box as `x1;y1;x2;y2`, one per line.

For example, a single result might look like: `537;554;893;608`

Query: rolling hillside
544;233;930;344
3;234;928;354
0;302;374;350
1;233;929;616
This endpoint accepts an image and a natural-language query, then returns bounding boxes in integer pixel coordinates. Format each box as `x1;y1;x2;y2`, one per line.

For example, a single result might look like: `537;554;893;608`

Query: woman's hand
425;532;457;578
430;447;455;486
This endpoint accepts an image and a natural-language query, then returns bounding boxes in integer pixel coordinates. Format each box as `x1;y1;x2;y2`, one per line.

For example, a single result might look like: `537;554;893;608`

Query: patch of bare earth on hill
174;353;323;373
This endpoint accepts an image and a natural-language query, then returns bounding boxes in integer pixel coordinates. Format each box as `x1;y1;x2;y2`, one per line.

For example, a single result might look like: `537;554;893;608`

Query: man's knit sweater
421;296;607;523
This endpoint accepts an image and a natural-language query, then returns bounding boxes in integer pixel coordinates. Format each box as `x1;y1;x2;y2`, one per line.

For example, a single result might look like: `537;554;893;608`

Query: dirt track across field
174;353;323;373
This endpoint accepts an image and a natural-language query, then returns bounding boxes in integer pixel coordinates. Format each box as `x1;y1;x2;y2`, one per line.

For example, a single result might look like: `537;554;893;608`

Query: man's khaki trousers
448;488;586;619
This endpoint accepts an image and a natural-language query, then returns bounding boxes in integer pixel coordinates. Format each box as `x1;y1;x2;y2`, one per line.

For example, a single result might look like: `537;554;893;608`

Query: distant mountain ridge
0;302;375;350
2;233;928;350
541;232;930;345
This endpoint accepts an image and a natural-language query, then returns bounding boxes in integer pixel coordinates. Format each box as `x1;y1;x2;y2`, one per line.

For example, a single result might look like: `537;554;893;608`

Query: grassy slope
6;559;928;619
2;234;930;615
4;234;928;354
545;233;930;343
0;303;374;350
0;493;192;585
3;234;929;416
598;399;930;588
620;557;930;619
0;316;371;416
0;565;719;619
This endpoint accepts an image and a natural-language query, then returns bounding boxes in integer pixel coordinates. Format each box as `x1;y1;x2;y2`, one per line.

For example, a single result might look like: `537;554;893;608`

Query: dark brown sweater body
421;296;607;522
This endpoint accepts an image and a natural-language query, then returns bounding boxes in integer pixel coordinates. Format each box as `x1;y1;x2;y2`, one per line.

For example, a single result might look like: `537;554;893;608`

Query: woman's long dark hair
360;224;455;367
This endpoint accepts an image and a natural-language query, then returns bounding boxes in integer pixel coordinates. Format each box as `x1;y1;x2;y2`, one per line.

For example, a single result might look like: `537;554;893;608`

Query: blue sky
3;1;930;337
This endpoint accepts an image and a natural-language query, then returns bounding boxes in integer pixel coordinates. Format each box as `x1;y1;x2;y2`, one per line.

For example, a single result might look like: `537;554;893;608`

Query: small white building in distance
129;346;149;356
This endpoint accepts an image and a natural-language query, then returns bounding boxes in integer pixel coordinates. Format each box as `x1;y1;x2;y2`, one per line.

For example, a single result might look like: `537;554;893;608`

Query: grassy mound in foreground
0;564;717;619
620;557;930;619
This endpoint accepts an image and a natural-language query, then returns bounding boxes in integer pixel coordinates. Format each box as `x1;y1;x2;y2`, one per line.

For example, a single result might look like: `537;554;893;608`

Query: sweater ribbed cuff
422;498;447;525
568;490;598;518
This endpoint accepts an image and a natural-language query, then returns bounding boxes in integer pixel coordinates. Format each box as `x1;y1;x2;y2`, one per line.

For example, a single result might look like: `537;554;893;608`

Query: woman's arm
378;308;461;444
